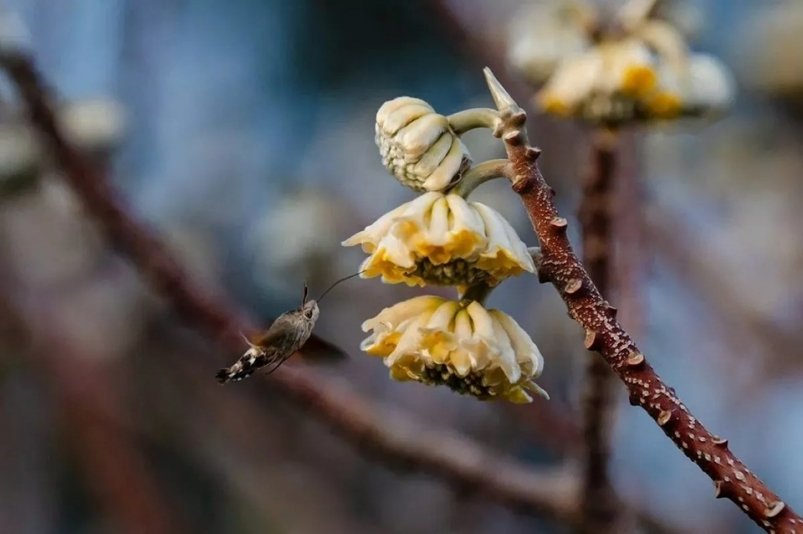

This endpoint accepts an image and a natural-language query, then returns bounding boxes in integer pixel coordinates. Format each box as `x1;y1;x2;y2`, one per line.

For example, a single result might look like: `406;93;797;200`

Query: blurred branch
612;130;646;337
577;129;620;533
39;345;183;534
0;53;248;347
0;48;580;524
142;329;368;533
158;340;575;529
485;68;802;532
152;323;677;533
0;290;182;534
511;396;582;457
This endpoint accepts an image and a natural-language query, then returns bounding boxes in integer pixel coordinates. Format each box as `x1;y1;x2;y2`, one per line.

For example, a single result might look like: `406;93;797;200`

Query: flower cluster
344;97;547;403
507;0;734;125
343;191;533;289
361;296;547;403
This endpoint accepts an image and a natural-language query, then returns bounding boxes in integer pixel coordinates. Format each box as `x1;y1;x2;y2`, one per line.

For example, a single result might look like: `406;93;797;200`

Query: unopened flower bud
375;97;471;192
684;54;734;115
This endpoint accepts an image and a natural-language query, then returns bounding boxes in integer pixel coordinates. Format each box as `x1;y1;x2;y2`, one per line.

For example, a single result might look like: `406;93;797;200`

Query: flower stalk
446;107;500;134
450;158;510;197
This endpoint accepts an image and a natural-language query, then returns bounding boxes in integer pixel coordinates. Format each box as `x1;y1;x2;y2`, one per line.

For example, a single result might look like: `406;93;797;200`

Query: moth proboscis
215;272;360;383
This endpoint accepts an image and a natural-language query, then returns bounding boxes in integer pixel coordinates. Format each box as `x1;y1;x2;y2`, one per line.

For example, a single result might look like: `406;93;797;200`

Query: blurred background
0;0;801;532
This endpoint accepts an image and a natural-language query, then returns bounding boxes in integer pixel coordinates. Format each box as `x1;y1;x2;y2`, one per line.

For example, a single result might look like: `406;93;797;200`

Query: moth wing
250;317;290;347
301;334;348;362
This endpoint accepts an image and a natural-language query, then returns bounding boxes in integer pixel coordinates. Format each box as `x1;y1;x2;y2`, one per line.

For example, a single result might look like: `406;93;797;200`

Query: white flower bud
59;98;126;157
375;97;471;192
684;54;735;114
507;0;591;86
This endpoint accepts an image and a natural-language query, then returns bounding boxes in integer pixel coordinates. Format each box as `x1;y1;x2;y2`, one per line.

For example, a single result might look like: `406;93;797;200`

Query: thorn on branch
509;110;527;126
482;67;520;114
625;352;645;367
584;330;600;350
550;216;568;229
565;279;584;295
765;501;786;519
657;410;672;426
525;146;542;160
503;130;524;145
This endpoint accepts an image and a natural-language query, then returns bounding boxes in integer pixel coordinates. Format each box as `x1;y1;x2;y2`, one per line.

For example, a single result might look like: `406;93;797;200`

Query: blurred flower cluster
343;96;547;403
507;0;734;125
742;2;803;107
0;98;124;197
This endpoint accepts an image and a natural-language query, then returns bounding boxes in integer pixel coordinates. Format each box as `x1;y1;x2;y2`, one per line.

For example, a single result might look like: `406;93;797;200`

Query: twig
163;339;577;526
0;290;182;534
0;49;577;523
0;53;248;347
483;68;802;533
576;129;620;533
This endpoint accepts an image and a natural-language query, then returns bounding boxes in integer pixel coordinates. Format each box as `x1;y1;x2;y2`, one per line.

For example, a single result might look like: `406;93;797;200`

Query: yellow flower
620;64;657;96
342;192;534;288
536;49;602;116
605;39;658;97
510;0;733;124
361;296;548;403
376;97;471;192
645;91;683;119
537;39;667;124
533;30;732;124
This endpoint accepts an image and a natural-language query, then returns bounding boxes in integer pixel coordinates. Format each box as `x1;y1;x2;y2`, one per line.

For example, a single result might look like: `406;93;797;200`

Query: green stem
459;282;494;305
447;108;500;135
450;159;510;197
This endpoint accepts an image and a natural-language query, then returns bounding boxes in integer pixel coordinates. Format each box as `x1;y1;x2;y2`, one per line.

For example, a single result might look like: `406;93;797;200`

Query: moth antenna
302;283;309;306
316;270;366;303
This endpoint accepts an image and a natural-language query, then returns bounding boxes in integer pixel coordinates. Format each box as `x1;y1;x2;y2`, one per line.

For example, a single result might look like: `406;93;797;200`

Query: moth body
216;300;319;383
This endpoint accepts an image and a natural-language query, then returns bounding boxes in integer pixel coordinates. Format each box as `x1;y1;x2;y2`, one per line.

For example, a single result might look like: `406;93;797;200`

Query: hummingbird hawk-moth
215;274;358;383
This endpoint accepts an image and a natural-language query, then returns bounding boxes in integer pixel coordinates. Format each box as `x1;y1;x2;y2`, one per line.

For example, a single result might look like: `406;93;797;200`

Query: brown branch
163;341;577;525
0;53;247;348
0;50;579;524
483;68;802;533
577;130;620;533
0;290;183;534
277;365;580;517
612;129;646;337
38;342;183;534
